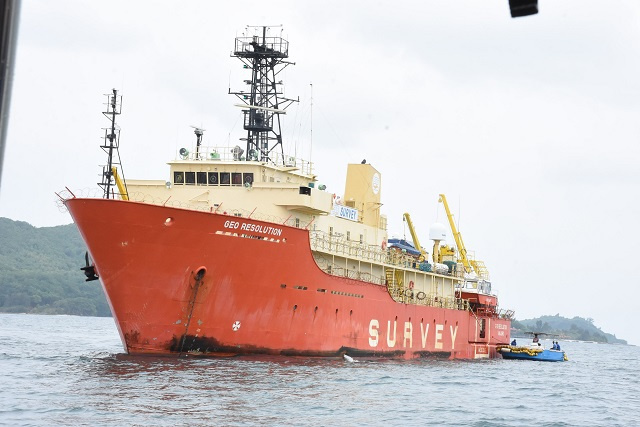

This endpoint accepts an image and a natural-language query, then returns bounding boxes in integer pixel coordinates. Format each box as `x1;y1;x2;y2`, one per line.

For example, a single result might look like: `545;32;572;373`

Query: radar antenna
229;25;298;164
190;125;206;159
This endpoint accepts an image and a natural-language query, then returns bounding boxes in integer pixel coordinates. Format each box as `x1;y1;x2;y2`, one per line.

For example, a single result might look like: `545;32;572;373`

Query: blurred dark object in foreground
509;0;538;18
0;0;20;190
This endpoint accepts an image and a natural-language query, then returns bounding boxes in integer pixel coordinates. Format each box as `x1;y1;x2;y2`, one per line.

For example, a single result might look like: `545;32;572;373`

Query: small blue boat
498;333;568;362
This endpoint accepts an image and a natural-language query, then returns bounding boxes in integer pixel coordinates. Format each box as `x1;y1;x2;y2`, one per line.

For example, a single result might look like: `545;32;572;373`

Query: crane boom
438;194;471;274
403;212;426;261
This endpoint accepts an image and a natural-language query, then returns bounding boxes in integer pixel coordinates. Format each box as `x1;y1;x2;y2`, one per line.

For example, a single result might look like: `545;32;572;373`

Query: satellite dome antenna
190;125;206;159
229;25;298;164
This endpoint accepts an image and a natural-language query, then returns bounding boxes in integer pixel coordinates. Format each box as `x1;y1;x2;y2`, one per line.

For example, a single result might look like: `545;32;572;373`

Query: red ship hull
65;198;510;359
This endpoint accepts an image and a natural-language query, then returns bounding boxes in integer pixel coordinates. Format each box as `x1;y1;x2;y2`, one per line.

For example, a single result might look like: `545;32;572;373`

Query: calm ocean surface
0;313;638;427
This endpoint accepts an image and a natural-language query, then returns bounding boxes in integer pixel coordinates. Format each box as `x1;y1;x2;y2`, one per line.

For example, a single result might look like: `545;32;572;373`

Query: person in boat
532;334;539;343
511;339;517;346
556;342;561;351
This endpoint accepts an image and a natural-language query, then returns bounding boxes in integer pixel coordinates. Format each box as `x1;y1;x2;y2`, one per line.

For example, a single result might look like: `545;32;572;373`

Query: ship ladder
384;268;404;300
469;260;489;280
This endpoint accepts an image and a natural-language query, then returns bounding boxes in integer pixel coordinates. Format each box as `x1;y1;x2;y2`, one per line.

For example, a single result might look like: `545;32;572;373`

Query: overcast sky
1;0;639;345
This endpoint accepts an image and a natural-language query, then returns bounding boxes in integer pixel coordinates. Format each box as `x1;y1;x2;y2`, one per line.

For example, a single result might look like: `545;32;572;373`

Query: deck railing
174;145;315;176
309;230;466;278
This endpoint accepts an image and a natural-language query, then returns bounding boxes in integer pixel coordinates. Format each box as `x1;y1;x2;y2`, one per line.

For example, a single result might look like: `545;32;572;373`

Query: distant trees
514;314;626;344
0;218;110;317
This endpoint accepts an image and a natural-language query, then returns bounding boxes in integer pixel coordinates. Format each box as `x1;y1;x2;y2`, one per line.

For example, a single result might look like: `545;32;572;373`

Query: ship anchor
80;251;99;282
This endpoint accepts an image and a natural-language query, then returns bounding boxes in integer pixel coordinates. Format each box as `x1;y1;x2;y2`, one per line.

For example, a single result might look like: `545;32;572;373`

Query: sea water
0;313;638;426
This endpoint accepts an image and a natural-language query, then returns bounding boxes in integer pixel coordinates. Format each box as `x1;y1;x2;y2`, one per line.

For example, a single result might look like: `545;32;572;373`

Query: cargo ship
63;27;513;359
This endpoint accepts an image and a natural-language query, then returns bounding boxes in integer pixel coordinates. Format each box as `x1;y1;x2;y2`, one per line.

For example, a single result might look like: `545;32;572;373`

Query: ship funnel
343;163;382;228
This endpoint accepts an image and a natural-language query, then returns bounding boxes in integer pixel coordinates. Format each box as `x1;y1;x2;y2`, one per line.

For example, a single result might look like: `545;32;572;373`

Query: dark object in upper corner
509;0;538;18
0;0;21;190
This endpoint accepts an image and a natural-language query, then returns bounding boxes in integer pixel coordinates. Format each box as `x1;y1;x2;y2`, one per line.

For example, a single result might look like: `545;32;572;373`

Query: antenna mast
229;25;298;164
98;89;127;199
310;82;313;164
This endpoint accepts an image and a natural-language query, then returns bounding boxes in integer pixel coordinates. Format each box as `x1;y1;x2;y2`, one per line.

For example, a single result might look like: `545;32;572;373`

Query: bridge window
197;172;207;185
173;171;184;185
243;173;254;185
220;172;231;186
185;172;195;185
208;172;219;185
232;172;243;186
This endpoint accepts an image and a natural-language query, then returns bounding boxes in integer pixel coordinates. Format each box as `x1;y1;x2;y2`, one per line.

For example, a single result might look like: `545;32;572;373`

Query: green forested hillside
0;218;110;316
512;315;626;344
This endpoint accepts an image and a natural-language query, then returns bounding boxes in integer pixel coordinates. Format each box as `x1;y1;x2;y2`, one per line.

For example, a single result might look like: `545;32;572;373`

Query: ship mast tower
229;26;298;164
98;89;127;200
